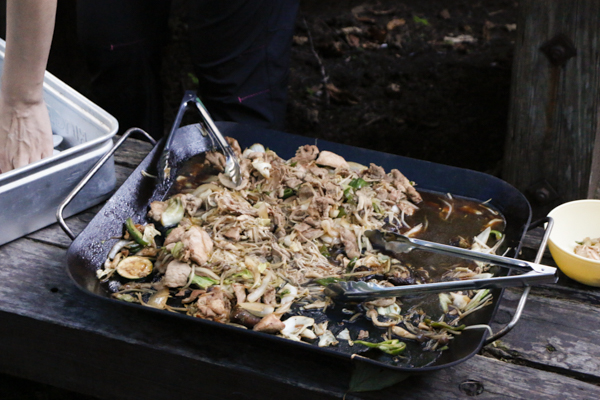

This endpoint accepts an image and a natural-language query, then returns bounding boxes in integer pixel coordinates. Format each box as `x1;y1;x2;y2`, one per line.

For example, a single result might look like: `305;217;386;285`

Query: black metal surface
66;121;531;373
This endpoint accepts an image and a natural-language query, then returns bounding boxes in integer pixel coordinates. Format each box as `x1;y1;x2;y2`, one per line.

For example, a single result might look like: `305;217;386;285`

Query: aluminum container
0;39;118;245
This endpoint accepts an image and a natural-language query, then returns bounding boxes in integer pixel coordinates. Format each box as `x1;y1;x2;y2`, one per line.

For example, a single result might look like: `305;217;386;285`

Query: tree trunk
503;0;600;216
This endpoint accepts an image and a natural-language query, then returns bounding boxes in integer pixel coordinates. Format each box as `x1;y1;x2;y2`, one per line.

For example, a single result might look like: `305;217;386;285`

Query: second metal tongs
158;90;241;186
324;230;558;302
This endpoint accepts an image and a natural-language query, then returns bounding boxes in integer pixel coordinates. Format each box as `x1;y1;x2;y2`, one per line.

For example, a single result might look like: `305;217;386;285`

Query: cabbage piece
161;197;185;227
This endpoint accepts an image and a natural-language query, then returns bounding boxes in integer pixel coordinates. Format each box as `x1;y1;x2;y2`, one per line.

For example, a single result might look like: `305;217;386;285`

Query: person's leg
187;0;299;131
77;0;171;139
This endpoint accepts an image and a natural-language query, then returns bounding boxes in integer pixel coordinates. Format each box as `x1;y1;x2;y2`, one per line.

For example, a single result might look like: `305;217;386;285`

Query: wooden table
1;137;600;400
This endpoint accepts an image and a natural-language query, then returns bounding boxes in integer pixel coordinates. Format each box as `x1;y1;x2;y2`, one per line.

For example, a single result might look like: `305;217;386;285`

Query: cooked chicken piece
324;182;343;202
297;228;324;242
232;283;247;304
206;151;226;171
194;287;231;323
179;225;213;265
389;169;422;203
312;196;337;218
363;163;386;180
222;226;241;241
163;260;192;288
293;144;319;164
284;176;303;189
340;227;360;260
297;183;316;203
261;163;284;193
147;200;168;222
308;164;329;179
253;313;285;333
316;150;350;170
226;137;242;157
357;330;369;340
182;194;202;216
262;286;277;306
216;191;258;216
164;225;186;246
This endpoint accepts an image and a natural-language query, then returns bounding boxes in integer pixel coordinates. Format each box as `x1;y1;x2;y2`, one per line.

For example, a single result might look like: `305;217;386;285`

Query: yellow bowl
547;199;600;286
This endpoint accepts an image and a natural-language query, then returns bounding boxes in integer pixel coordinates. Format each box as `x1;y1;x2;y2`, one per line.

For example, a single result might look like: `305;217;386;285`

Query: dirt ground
0;0;518;398
287;0;518;176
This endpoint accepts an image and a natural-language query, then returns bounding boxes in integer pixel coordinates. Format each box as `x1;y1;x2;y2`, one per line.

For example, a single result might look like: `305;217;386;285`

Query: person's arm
0;0;56;173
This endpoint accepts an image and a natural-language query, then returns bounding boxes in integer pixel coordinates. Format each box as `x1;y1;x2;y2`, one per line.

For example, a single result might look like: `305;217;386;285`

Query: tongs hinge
158;90;241;186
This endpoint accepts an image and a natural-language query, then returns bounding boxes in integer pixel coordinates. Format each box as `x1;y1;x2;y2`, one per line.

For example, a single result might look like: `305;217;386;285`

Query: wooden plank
112;135;154;169
504;0;600;207
489;288;600;379
1;238;599;398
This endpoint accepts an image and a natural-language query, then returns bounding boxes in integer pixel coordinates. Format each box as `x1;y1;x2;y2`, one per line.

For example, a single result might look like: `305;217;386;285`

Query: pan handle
484;216;554;345
56;128;156;240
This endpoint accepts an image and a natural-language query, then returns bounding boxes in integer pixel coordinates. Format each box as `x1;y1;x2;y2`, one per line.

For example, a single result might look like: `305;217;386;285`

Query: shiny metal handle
192;96;241;186
406;236;555;274
484;216;555;344
157;91;195;181
56;128;156;240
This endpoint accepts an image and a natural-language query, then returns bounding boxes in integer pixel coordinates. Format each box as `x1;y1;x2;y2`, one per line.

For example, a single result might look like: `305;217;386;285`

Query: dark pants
77;0;299;139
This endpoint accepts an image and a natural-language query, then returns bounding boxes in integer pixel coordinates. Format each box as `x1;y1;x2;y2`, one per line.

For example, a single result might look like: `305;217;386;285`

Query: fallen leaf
387;83;401;93
370;8;396;16
356;16;377;24
346;34;361;48
341;26;363;35
483;20;496;41
439;9;451;19
443;35;477;45
413;15;430;26
326;83;359;105
389;33;403;48
386;18;406;31
362;42;382;50
293;35;308;46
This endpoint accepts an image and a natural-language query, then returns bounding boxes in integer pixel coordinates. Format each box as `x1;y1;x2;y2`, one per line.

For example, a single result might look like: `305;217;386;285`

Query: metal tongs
324;230;558;302
157;90;241;186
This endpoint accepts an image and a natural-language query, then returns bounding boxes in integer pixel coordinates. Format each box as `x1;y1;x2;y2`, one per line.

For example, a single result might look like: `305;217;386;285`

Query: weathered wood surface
503;0;600;213
3;137;600;399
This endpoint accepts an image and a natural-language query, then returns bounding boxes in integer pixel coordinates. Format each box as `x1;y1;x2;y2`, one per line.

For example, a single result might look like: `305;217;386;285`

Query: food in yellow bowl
547;199;600;286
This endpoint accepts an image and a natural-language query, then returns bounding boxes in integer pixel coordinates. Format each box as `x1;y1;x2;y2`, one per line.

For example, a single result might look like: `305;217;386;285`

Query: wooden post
503;0;600;216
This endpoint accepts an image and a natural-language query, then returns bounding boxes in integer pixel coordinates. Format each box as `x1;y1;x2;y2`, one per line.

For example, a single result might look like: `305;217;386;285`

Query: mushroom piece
253;313;285;333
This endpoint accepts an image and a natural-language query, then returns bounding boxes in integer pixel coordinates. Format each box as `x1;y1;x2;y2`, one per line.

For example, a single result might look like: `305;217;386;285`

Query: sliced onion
108;240;134;260
238;302;274;317
147;288;169;309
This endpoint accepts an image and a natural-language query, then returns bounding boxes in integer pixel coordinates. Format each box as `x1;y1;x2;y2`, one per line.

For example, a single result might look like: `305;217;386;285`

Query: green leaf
348;178;369;189
191;275;218;289
125;218;150;247
413;15;430;26
314;277;342;286
354;339;406;356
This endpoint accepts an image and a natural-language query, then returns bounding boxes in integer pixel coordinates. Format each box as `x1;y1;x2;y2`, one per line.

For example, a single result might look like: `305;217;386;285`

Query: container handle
56;128;156;240
484;216;554;344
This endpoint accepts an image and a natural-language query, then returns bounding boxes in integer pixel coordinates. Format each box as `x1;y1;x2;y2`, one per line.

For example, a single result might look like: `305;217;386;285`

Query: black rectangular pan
61;121;533;375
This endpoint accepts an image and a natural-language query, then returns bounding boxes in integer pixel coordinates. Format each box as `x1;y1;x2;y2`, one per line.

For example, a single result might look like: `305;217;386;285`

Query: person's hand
0;96;53;173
